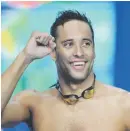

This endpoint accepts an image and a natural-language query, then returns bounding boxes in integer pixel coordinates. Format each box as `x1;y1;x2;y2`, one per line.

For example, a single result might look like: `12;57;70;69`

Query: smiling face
54;20;95;83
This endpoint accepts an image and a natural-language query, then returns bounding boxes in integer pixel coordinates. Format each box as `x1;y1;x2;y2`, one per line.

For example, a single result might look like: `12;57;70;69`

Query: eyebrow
82;38;92;43
61;39;73;44
61;38;93;44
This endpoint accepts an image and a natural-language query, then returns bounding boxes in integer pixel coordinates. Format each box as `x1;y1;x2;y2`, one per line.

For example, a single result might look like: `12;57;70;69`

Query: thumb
49;40;56;50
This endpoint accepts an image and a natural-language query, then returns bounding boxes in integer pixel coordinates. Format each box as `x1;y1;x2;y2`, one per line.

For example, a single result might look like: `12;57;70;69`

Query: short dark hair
50;10;94;42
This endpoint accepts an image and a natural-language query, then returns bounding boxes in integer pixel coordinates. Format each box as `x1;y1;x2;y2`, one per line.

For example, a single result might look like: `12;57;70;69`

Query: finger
49;40;56;50
41;37;48;46
42;35;52;46
35;36;43;44
52;37;55;42
33;31;49;44
36;36;49;46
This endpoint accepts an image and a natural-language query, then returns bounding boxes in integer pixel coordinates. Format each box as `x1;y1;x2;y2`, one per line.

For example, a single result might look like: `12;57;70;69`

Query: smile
70;61;87;71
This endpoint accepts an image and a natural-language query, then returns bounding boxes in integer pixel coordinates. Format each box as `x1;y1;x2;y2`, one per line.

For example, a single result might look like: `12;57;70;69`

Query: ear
50;49;56;61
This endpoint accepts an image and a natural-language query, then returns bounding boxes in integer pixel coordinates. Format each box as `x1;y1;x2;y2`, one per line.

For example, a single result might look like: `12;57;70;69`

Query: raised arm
1;51;31;113
1;31;56;127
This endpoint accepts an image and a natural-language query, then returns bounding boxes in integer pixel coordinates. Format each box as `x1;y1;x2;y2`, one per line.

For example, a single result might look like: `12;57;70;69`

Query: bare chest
31;98;124;131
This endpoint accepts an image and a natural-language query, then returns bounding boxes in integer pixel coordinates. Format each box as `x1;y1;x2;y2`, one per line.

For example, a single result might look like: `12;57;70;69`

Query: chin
68;72;88;83
69;77;86;84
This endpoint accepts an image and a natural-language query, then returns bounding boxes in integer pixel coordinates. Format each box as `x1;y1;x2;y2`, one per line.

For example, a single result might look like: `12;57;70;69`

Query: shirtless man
1;10;130;131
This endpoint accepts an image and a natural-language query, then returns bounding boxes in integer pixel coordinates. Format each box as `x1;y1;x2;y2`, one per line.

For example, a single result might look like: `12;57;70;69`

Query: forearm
1;51;31;112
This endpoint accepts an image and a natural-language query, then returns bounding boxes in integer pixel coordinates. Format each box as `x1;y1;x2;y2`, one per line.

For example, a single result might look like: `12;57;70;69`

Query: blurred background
1;1;130;131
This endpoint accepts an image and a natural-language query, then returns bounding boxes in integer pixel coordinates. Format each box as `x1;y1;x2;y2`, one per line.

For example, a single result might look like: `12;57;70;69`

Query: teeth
73;62;85;66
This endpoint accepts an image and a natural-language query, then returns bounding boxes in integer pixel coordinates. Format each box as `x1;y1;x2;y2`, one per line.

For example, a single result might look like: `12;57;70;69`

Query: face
54;20;95;83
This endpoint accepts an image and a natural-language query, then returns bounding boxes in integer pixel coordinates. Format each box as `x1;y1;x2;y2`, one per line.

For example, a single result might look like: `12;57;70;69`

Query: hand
23;31;56;62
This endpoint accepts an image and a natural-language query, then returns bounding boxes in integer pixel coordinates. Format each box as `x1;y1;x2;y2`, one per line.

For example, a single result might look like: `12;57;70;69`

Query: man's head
50;10;95;83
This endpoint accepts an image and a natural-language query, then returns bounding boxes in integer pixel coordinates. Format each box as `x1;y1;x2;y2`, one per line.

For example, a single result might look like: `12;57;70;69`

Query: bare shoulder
96;81;130;110
12;87;58;104
97;81;129;96
11;89;44;107
42;87;58;97
12;89;39;101
105;83;129;96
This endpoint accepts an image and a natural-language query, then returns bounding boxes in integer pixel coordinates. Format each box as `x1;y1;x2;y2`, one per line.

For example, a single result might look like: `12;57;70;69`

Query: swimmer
1;10;130;131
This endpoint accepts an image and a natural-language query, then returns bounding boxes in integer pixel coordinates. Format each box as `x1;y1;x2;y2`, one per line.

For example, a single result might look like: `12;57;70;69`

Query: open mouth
70;61;87;71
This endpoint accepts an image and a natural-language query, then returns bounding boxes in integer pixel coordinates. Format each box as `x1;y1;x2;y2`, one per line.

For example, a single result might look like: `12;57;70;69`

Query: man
1;10;130;131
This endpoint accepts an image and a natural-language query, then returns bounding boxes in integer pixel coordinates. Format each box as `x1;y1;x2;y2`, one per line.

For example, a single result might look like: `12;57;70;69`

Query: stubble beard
56;60;93;85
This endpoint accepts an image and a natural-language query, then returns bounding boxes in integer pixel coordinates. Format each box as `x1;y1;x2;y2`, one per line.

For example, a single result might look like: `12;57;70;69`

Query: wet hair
50;10;94;42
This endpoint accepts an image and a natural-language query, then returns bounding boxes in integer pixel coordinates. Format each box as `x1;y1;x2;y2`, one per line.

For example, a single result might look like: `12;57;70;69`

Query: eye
82;41;91;48
63;42;73;48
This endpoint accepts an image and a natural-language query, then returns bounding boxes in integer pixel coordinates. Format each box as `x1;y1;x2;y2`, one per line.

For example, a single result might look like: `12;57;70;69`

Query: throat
59;72;95;94
61;85;83;96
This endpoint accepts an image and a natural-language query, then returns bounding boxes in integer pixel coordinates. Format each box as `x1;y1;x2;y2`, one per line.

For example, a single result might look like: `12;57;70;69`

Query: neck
58;71;95;96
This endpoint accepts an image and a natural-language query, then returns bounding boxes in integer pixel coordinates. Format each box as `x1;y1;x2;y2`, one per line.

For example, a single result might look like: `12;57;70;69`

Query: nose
73;45;84;57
